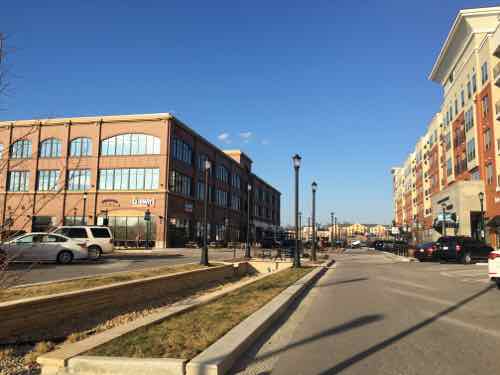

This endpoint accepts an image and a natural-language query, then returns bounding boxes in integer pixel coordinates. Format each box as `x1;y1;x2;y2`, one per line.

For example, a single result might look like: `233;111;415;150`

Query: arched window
101;134;160;156
39;138;62;158
10;139;32;159
70;137;92;157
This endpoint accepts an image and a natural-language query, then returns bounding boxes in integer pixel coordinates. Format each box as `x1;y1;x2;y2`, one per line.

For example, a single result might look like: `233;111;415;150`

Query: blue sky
2;0;499;226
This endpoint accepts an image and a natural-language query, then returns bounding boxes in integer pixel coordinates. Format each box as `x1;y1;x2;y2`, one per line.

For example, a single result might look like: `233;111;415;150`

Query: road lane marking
376;276;434;291
385;287;481;312
419;309;500;339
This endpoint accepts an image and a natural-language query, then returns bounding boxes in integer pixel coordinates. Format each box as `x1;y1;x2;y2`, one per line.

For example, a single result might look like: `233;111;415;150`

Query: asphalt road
4;248;247;286
233;248;500;375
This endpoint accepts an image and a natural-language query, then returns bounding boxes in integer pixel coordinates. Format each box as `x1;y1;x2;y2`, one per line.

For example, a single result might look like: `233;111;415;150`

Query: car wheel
88;246;102;260
461;252;473;265
57;251;73;265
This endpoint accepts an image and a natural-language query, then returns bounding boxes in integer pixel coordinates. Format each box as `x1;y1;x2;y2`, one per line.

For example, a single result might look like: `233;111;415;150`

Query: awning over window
487;215;500;227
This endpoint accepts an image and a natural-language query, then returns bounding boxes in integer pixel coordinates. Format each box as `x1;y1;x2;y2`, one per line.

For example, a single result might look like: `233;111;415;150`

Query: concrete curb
67;356;187;375
185;258;334;375
381;251;417;262
37;262;281;374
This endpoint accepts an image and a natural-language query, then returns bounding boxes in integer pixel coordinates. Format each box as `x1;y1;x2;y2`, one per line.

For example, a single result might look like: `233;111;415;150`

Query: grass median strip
0;263;205;303
88;267;312;360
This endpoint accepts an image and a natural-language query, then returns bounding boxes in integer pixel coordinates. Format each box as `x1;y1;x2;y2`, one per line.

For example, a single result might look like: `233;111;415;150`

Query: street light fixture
201;159;211;266
479;192;485;242
292;154;301;268
245;183;252;259
311;181;317;262
82;191;88;225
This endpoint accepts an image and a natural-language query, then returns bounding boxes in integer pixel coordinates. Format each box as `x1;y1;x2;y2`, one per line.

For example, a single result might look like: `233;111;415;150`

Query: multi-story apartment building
0;113;280;248
392;7;500;245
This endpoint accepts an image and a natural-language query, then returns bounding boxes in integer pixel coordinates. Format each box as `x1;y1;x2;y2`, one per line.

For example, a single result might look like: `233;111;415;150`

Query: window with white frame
481;62;489;85
10;140;32;159
68;169;91;191
485;128;492;151
482;95;489;117
37;170;60;191
8;171;30;191
39;138;62;158
487;163;494;185
465;107;474;131
466;139;476;162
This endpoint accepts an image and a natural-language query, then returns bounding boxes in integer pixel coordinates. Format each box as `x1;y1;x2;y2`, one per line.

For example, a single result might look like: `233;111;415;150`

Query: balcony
494;62;500;87
493;26;500;58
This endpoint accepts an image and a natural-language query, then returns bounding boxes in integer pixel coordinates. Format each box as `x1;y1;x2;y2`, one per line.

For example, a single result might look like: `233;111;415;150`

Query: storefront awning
487;215;500;227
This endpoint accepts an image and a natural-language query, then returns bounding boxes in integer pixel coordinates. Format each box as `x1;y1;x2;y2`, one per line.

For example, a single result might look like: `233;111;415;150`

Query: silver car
1;233;88;264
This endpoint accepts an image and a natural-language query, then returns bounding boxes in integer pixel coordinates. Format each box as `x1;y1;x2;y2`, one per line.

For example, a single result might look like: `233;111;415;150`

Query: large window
37;170;60;191
231;194;241;210
231;173;241;189
216;165;229;183
481;62;489;85
196;181;212;201
8;171;29;192
101;134;160;156
482;95;489;118
68;169;91;191
215;189;228;207
10;140;32;159
70;138;92;157
99;168;160;190
39;138;62;158
169;170;192;196
172;138;192;164
465;108;474;131
466;139;476;162
485;128;492;151
487;163;494;185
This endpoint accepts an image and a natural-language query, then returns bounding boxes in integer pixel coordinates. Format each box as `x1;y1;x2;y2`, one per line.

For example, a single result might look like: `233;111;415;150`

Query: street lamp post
144;206;151;250
292;154;301;268
82;191;88;225
441;203;446;237
201;160;211;266
330;212;334;247
245;183;252;259
298;212;302;241
311;182;317;261
479;192;485;242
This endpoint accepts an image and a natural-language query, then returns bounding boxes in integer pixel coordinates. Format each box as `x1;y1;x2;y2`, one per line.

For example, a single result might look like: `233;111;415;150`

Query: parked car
260;237;281;249
414;242;437;261
52;226;114;259
488;249;500;288
435;236;493;264
0;232;88;264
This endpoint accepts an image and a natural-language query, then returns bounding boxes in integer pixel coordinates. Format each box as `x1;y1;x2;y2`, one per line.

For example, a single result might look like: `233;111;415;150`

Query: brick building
392;7;500;245
0;113;281;248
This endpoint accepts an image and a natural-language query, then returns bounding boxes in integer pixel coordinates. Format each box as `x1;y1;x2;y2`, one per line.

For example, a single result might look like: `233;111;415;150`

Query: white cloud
217;132;231;144
239;131;252;139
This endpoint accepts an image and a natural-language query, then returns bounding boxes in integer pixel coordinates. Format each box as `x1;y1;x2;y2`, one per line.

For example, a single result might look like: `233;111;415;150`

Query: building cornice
429;7;500;82
0;113;174;127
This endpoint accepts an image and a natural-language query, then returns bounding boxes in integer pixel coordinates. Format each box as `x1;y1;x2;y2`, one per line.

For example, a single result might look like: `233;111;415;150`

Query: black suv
435;236;493;264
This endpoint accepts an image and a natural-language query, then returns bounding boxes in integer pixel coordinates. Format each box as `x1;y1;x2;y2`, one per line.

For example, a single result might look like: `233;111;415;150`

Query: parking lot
3;247;247;286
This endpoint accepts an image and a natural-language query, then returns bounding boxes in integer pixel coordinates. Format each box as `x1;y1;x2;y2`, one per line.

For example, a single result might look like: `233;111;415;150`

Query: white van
52;226;114;259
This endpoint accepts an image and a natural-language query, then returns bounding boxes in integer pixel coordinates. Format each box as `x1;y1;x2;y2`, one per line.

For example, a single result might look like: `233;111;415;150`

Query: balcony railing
494;62;500;87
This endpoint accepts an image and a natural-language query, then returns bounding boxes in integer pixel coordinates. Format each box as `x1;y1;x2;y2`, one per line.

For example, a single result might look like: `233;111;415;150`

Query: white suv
488;249;500;288
53;226;114;259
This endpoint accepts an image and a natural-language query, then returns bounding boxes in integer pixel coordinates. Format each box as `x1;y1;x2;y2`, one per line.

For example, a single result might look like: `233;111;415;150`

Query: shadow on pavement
230;275;383;374
314;277;369;288
318;283;496;375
